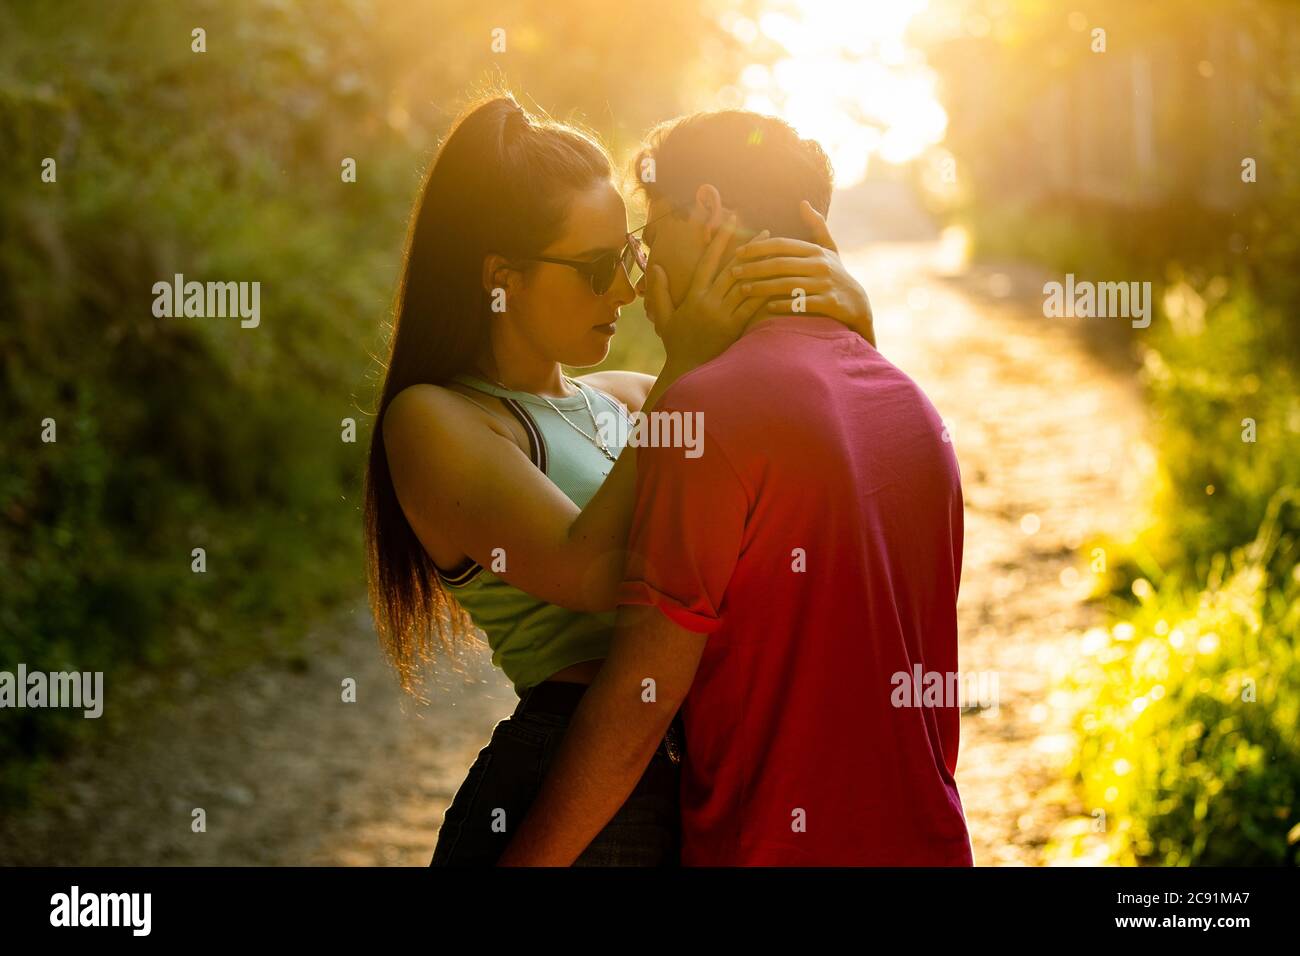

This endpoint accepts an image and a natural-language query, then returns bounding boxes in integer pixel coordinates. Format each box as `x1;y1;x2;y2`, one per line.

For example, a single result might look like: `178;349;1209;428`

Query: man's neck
739;311;838;337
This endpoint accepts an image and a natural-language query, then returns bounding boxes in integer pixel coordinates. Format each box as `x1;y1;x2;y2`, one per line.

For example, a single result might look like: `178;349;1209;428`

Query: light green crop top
435;373;633;696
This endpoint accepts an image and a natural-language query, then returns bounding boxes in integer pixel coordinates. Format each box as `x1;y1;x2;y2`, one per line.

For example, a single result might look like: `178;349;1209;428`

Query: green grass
1059;494;1300;865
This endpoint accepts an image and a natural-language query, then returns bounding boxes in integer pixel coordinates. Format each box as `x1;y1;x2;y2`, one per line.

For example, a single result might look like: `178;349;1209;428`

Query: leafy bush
1132;279;1300;583
1062;494;1300;865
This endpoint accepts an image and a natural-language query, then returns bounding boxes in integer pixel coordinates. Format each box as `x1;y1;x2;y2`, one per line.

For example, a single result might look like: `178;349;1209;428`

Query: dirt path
0;236;1148;866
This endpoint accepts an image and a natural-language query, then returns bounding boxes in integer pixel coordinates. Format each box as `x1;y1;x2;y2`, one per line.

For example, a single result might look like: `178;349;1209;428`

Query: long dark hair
364;92;612;696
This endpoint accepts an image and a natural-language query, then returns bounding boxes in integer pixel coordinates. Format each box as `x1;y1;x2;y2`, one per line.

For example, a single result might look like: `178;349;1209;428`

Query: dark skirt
430;679;683;866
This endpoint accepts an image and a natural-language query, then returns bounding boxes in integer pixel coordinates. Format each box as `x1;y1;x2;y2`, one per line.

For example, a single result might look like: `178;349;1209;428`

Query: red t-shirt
618;315;973;866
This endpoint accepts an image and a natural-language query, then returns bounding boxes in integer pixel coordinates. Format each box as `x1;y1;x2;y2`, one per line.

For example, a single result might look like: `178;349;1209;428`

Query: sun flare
723;0;948;186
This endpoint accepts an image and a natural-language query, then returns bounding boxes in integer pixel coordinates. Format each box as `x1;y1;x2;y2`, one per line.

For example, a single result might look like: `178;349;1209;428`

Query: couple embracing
364;91;974;867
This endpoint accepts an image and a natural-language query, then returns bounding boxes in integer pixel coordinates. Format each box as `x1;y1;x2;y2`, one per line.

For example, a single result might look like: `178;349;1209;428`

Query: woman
364;92;874;866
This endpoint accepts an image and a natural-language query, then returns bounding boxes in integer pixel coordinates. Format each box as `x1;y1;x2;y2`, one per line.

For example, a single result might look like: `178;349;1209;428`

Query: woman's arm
728;200;876;347
384;366;681;614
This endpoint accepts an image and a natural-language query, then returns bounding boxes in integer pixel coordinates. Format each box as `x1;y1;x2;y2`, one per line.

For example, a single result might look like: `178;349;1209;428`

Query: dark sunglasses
515;208;675;296
520;240;644;296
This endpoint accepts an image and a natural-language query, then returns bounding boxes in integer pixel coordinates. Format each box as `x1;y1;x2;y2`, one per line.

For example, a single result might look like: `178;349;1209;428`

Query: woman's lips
593;322;617;335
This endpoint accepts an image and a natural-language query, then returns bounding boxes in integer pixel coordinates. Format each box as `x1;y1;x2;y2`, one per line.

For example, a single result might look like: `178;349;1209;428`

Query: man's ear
692;184;725;234
481;253;520;298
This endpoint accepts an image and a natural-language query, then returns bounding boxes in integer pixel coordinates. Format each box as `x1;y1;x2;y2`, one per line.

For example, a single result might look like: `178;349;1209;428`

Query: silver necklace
479;370;631;463
541;386;618;462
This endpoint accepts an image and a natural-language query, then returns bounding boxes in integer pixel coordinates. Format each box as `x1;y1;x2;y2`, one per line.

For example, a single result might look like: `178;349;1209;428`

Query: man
499;110;974;866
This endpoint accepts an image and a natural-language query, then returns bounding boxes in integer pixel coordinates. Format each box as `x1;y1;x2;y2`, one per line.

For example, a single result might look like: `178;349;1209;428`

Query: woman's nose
608;266;637;306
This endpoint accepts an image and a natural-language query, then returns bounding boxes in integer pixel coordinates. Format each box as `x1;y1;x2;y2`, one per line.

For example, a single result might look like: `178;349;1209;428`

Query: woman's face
508;179;638;367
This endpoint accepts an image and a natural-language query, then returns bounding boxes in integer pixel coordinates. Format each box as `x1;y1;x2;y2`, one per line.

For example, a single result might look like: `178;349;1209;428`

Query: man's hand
728;200;876;347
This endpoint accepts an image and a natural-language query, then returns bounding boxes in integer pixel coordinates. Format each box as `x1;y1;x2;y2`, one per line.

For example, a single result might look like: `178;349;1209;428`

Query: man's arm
497;605;707;866
497;411;747;866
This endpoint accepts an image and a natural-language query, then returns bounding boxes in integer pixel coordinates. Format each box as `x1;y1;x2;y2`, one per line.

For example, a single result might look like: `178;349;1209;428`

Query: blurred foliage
927;0;1300;863
1061;498;1300;865
1135;278;1300;581
0;0;744;803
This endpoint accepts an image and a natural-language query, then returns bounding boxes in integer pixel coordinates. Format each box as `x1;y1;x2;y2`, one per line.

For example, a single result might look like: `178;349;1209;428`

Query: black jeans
430;680;683;866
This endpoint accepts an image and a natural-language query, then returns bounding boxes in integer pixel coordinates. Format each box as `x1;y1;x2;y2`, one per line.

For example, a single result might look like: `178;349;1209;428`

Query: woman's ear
481;253;519;298
693;184;725;233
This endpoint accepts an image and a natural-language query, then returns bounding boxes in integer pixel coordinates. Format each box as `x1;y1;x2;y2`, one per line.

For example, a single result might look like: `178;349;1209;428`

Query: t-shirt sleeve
616;413;748;634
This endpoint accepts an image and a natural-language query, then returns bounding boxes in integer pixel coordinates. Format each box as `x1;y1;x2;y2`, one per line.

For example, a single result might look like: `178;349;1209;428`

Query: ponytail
363;92;612;696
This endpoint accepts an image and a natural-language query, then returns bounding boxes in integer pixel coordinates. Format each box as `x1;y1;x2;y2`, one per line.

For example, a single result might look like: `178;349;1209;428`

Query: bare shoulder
383;382;511;444
574;369;655;412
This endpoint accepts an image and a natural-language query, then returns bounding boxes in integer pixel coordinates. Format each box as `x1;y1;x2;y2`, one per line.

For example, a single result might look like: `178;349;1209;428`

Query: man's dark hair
633;110;833;241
